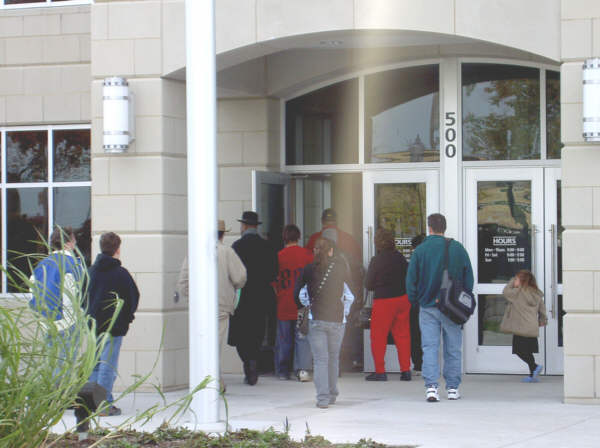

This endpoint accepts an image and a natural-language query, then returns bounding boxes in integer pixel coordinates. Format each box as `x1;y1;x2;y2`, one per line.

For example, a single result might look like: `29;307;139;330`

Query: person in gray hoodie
501;270;548;383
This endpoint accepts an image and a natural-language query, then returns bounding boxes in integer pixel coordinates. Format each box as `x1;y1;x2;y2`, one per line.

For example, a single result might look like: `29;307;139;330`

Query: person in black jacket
365;228;410;381
229;211;278;386
88;232;140;416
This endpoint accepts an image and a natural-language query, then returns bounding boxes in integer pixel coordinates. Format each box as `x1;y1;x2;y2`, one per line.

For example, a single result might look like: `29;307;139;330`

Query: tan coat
500;280;547;337
177;242;247;318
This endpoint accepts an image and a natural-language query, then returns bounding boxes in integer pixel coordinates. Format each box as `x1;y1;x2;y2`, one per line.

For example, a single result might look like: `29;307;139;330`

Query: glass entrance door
362;170;439;371
544;167;563;375
464;167;562;374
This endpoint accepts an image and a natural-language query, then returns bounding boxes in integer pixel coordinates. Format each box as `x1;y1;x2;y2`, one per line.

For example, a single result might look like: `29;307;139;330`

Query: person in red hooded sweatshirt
274;224;314;381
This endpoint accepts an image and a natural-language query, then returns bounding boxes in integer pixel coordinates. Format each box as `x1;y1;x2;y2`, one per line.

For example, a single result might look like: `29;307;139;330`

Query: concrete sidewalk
58;373;600;448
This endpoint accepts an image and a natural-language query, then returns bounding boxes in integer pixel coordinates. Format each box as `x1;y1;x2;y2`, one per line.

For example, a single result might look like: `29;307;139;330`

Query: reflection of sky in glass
11;188;46;218
53;187;90;228
463;82;515;118
372;93;438;155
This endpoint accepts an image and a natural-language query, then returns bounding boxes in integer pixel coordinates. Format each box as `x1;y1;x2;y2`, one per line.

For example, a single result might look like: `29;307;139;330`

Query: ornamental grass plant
0;229;209;448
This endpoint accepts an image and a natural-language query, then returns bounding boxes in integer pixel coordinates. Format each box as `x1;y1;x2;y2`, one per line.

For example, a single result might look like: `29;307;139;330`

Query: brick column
561;0;600;404
91;0;188;392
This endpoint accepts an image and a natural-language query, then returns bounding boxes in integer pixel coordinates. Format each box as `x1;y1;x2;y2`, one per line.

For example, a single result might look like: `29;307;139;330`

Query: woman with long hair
365;228;411;381
501;270;547;382
295;237;354;408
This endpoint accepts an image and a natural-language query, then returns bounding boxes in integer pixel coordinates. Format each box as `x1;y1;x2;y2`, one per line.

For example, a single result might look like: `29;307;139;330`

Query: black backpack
437;238;476;325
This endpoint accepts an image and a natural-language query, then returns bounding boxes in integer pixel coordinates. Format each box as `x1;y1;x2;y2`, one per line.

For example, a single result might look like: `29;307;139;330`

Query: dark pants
516;352;537;375
235;313;266;365
410;302;423;371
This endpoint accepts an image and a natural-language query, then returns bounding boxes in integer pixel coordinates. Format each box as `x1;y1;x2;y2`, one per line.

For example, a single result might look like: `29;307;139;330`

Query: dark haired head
427;213;447;234
375;228;395;252
314;237;335;269
50;226;75;250
100;232;121;256
282;224;301;244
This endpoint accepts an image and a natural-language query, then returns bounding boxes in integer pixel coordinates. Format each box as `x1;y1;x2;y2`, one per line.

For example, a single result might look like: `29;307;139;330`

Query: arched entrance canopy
212;29;559;99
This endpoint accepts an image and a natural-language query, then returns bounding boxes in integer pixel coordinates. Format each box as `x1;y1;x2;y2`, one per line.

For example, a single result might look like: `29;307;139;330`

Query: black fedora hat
238;211;261;225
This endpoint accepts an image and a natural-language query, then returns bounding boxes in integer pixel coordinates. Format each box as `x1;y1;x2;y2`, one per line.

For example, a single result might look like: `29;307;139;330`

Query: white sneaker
297;370;311;382
447;388;460;400
426;386;439;402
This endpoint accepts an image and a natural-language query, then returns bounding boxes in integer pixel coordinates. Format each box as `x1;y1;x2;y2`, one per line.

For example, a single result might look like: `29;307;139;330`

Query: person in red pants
365;228;411;381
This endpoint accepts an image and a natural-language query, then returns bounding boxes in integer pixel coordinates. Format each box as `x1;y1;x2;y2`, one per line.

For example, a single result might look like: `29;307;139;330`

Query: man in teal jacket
406;213;473;403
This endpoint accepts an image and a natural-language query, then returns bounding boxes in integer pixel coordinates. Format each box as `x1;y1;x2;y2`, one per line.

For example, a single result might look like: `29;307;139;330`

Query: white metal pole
185;0;219;425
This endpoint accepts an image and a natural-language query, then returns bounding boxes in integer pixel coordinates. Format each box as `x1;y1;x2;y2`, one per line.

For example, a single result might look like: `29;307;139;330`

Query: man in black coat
88;232;140;416
230;211;278;385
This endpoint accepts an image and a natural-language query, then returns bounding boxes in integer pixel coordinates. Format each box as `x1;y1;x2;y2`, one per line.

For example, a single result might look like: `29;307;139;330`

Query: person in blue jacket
30;227;84;330
30;227;85;379
406;213;473;403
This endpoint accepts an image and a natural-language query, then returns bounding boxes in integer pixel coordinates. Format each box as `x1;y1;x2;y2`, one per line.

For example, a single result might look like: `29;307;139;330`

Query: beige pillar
561;0;600;404
91;0;188;392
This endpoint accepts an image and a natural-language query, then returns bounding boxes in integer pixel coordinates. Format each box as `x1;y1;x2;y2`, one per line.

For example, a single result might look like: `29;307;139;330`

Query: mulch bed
48;426;415;448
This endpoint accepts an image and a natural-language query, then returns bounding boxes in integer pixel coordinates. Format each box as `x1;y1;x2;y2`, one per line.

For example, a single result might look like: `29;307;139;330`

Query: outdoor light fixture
583;58;600;142
103;77;135;153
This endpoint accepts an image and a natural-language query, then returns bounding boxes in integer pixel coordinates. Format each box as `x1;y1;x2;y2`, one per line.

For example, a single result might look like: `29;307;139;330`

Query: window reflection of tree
53;130;91;182
7;132;47;183
375;184;426;257
462;65;540;161
477;181;531;283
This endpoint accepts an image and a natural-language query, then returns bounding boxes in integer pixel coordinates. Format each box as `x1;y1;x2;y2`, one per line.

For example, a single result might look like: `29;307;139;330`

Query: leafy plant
0;228;211;448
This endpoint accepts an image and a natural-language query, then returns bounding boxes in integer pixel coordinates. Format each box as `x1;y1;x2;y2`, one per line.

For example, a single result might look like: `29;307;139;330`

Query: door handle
531;224;538;276
367;225;373;260
549;224;558;319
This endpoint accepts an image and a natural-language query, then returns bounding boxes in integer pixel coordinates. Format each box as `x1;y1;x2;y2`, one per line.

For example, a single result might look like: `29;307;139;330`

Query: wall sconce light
103;77;135;153
583;58;600;142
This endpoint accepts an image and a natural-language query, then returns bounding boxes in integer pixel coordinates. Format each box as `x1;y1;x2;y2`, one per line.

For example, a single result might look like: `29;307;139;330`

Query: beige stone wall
213;0;560;60
0;5;91;125
91;0;188;392
561;0;600;404
217;97;281;373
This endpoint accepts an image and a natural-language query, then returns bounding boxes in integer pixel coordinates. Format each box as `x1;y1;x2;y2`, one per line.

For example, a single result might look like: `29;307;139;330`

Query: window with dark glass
365;65;439;163
477;180;532;284
546;70;561;159
462;64;540;161
53;129;91;181
1;127;91;293
7;188;48;292
7;131;47;183
286;79;358;165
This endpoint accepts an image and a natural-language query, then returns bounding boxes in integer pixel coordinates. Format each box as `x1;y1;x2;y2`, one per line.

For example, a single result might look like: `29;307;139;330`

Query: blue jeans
307;320;345;405
48;326;77;380
419;306;462;390
275;319;312;376
89;335;123;403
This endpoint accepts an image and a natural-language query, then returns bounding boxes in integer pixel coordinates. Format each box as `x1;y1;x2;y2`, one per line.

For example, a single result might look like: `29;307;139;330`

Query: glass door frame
252;170;291;243
362;169;440;266
362;169;439;372
463;167;545;374
544;167;563;375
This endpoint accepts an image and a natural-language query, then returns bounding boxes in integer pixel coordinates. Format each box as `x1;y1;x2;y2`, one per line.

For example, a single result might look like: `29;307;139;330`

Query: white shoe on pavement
297;370;311;382
447;388;460;400
426;386;440;402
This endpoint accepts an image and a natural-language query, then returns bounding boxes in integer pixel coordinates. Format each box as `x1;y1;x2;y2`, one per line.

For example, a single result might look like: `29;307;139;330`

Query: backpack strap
443;238;452;270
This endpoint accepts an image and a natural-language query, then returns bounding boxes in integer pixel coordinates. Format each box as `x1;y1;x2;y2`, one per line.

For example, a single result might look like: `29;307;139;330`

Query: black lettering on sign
444;111;457;158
